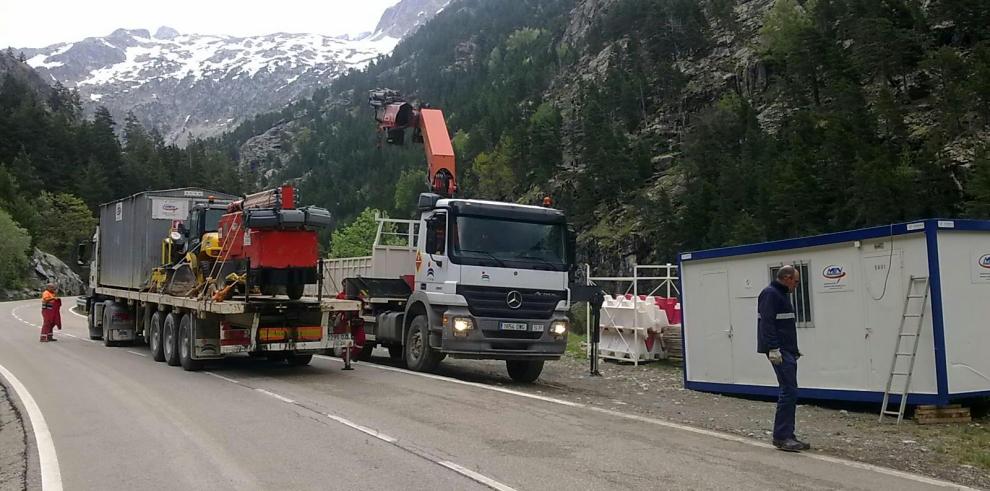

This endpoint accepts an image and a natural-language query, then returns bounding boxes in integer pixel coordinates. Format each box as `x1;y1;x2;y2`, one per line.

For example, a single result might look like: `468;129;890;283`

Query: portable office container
679;219;990;405
98;188;235;290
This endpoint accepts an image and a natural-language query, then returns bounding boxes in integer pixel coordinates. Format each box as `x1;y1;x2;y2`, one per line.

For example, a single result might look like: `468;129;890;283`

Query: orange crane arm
370;89;457;197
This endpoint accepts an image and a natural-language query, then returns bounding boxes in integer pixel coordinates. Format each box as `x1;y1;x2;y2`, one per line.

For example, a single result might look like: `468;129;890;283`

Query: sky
0;0;401;48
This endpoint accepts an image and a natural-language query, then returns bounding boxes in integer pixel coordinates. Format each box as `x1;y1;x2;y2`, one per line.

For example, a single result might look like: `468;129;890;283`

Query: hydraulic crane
370;89;457;198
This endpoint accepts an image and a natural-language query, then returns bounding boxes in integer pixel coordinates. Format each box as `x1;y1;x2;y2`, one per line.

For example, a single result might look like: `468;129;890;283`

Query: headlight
169;231;182;241
550;320;568;336
453;317;474;332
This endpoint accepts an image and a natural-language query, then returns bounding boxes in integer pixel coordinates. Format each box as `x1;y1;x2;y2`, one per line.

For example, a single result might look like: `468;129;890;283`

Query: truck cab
330;193;575;382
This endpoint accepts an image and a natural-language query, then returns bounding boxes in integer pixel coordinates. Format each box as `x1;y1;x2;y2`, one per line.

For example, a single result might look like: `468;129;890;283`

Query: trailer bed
94;287;361;314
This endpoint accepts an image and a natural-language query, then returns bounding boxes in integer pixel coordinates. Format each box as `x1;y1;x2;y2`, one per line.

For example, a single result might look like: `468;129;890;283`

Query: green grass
566;331;587;359
934;423;990;470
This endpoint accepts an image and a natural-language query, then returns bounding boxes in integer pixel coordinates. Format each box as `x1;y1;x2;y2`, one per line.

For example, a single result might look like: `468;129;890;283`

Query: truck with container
80;187;359;370
321;90;576;382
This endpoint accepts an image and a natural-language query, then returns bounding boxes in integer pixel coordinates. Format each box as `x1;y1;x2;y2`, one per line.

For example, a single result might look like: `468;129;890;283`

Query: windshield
203;209;225;232
452;215;566;270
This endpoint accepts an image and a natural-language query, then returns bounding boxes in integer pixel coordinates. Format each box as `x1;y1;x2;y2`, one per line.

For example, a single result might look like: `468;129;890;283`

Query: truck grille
456;285;565;320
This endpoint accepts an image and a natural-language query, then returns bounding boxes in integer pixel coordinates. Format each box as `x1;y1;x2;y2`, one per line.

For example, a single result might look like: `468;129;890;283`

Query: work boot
48;337;57;342
793;437;811;450
772;439;804;452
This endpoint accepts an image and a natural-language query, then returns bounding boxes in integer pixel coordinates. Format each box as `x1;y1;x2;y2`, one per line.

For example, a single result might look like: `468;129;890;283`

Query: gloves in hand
768;348;783;365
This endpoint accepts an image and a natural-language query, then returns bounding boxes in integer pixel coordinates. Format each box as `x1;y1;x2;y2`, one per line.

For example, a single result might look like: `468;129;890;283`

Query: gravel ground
363;348;990;489
0;382;27;491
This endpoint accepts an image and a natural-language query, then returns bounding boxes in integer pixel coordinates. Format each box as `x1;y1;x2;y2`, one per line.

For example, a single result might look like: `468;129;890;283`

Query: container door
693;271;733;383
862;250;904;391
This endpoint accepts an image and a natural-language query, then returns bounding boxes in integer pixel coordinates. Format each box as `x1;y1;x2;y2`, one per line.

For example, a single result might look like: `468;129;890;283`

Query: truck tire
179;314;203;372
163;313;181;367
149;311;165;362
88;303;102;340
286;283;304;301
287;354;313;366
506;360;544;383
102;306;116;347
404;315;441;373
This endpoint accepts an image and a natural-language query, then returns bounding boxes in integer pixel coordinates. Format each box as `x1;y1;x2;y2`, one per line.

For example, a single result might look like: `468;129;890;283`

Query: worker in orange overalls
40;283;62;342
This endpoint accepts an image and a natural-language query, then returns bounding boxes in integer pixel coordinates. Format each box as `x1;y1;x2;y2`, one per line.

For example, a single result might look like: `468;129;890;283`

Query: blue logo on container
823;265;846;280
979;254;990;269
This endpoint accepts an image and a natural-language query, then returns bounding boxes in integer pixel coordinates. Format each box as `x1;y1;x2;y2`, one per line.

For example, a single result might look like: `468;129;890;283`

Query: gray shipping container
98;188;237;291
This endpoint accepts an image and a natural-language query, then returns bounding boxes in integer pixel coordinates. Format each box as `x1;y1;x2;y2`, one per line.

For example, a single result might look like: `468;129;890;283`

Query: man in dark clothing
757;265;809;452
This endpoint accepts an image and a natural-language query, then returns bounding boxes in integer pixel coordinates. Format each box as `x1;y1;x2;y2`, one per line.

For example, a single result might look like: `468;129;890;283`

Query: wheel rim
151;324;160;352
409;331;423;362
164;324;173;357
180;326;189;360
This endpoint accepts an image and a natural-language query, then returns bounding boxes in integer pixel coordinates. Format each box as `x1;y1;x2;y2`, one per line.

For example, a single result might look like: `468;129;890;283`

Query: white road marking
126;350;148;357
254;388;295;404
68;306;88;319
325;413;398;443
0;363;63;491
198;357;515;490
313;355;582;407
313;355;973;490
203;371;241;384
438;461;518;491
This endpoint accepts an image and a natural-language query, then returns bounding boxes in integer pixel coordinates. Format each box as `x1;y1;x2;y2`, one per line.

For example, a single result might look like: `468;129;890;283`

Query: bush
0;209;31;288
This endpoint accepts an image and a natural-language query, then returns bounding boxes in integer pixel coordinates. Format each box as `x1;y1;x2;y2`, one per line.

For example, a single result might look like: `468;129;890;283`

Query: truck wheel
405;316;441;372
506;360;545;383
179;314;203;372
387;344;403;361
163;313;181;366
102;307;116;347
88;303;102;340
149;312;165;362
287;354;313;366
286;283;304;300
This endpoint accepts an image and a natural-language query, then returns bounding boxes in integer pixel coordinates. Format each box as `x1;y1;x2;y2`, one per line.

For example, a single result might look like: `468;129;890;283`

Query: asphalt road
0;299;974;491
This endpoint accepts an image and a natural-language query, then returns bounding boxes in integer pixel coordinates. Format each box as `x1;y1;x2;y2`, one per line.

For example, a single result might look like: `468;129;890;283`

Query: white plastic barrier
598;295;671;362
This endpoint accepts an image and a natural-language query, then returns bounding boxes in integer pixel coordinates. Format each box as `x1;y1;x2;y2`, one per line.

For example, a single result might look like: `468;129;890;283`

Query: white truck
326;196;574;382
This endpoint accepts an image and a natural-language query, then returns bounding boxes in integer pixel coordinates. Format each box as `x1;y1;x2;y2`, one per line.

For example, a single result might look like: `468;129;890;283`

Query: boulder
28;249;84;297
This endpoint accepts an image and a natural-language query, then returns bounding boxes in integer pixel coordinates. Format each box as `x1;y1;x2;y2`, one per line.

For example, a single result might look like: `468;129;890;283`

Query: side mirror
566;226;577;268
76;242;88;266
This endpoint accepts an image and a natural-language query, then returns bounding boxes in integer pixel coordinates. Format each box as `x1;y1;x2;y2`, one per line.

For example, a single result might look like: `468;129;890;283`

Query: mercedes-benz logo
506;290;523;309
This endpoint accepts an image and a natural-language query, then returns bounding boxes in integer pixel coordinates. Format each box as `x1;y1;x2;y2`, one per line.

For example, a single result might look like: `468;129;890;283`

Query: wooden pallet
660;325;683;363
914;404;971;424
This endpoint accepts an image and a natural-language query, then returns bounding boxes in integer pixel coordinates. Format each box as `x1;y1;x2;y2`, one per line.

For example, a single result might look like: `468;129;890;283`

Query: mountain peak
373;0;452;39
154;26;180;40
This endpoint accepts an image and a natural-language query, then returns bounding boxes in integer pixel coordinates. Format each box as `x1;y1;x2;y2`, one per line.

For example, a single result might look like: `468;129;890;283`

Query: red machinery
217;185;331;300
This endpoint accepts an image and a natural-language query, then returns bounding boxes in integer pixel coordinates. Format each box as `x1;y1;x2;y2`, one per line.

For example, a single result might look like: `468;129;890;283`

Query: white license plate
500;322;528;331
329;333;352;347
531;324;545;332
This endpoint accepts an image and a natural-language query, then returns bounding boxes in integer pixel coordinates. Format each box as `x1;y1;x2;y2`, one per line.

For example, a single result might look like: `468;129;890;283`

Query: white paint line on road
197;357;512;490
254;388;295;404
313;355;973;490
0;363;63;491
439;461;518;491
325;413;398;444
68;307;87;319
314;355;583;408
203;371;241;384
126;351;148;357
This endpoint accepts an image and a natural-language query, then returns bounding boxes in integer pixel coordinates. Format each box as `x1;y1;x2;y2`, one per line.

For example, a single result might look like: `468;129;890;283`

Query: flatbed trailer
88;287;360;369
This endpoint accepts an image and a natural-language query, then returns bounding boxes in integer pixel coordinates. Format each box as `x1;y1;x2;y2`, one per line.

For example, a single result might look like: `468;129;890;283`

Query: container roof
680;219;990;263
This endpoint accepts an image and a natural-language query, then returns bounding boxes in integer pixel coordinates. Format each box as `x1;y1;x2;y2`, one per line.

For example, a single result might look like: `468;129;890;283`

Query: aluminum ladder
879;275;930;424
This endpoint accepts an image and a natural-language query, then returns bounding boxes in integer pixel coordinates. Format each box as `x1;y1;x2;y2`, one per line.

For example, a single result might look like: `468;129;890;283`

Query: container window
769;262;814;328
